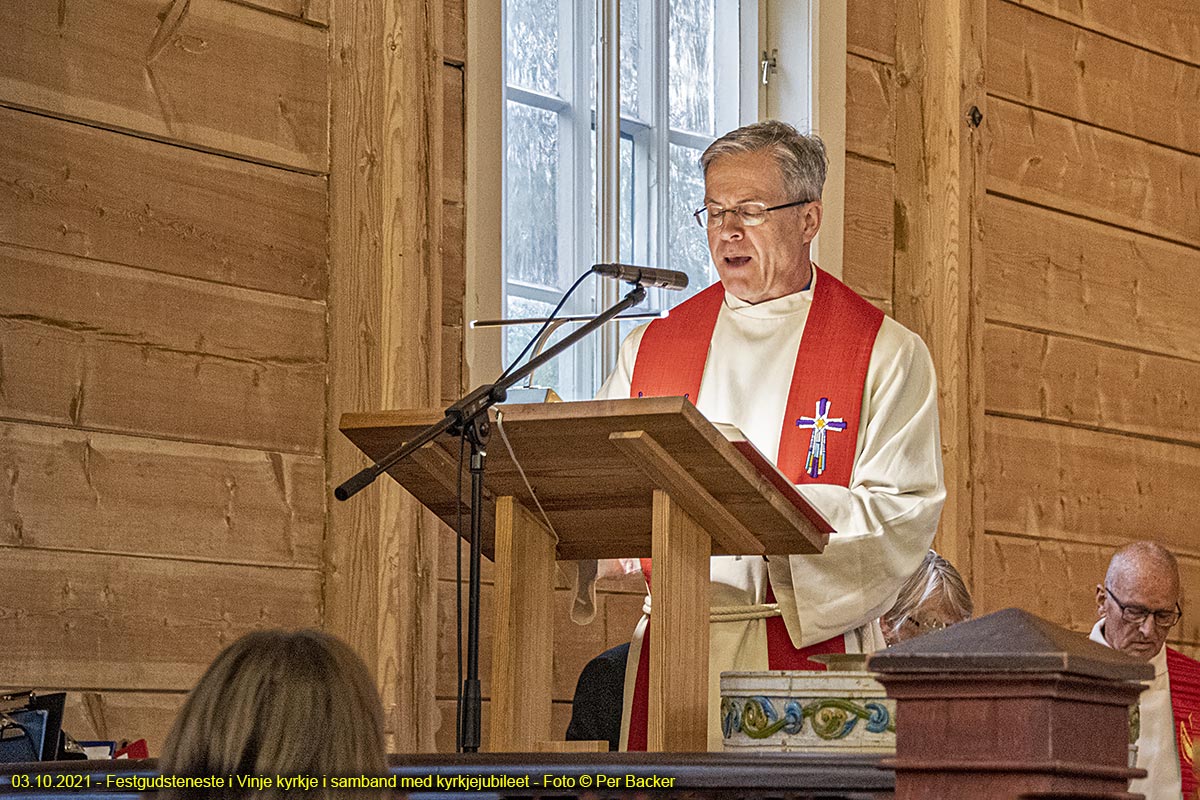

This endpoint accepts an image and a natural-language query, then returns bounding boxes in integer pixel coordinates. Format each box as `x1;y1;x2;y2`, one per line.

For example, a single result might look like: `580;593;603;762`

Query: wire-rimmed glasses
692;198;815;229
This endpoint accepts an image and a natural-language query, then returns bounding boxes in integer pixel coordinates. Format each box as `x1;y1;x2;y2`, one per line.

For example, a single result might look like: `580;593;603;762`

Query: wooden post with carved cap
870;608;1152;799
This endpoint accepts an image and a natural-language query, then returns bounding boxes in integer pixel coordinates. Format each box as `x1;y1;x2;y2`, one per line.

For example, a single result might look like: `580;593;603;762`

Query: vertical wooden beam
327;0;444;753
488;496;556;752
327;0;384;707
892;0;986;588
647;489;711;753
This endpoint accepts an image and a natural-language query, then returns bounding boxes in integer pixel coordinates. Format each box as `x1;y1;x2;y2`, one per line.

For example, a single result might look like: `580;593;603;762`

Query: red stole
1167;647;1200;796
624;268;883;750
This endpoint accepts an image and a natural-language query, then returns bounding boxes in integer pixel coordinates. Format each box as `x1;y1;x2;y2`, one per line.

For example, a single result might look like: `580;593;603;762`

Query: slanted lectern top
340;396;828;753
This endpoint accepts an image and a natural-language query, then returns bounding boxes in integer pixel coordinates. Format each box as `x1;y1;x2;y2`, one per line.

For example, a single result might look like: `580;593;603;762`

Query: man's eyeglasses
693;198;815;229
1105;585;1182;628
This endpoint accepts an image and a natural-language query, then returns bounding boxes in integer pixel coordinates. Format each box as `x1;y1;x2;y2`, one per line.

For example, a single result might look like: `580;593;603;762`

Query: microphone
592;263;689;291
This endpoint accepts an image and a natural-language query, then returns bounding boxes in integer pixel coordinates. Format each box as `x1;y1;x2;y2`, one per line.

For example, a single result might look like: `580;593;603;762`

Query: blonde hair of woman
158;629;386;799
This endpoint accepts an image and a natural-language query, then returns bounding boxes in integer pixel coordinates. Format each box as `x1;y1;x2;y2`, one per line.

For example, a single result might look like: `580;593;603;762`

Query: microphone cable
454;265;594;751
494;268;594;384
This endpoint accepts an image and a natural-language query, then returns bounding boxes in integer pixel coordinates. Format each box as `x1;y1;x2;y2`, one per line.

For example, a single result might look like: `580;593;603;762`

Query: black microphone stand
334;282;647;753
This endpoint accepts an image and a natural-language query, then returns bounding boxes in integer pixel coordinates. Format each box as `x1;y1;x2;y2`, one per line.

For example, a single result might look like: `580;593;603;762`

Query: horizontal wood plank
0;0;327;172
985;196;1200;362
842;155;894;303
0;107;327;299
989;0;1200;155
987;98;1200;249
1008;0;1200;66
234;0;330;26
846;54;895;164
0;315;325;454
0;247;325;452
977;532;1200;647
976;533;1111;635
1;549;321;689
847;0;896;63
1;245;324;364
435;523;649;599
984;416;1200;559
0;422;324;565
436;537;642;598
986;324;1200;447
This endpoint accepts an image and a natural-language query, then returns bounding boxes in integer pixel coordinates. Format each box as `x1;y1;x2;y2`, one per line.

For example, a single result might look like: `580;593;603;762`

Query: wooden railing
0;753;894;800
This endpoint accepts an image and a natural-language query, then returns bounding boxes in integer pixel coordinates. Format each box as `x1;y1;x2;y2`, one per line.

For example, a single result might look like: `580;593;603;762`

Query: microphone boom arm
331;282;648;754
333;282;648;500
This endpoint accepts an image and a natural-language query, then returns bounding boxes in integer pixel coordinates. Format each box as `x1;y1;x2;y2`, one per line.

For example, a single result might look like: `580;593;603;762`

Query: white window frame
464;0;846;391
759;0;847;278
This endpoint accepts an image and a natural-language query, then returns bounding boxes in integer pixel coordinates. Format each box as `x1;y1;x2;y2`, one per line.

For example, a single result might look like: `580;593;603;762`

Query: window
467;2;845;400
502;0;746;400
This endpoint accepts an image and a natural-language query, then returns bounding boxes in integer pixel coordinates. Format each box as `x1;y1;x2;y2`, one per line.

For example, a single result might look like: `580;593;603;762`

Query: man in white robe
574;120;945;751
1089;541;1188;799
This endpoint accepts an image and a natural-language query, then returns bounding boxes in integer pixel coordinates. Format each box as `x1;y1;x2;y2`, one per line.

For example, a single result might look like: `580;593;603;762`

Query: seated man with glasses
1090;540;1196;799
580;120;945;751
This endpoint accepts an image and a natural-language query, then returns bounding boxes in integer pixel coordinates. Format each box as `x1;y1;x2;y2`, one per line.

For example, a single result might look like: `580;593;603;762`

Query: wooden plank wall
848;0;988;581
325;0;447;753
891;0;986;590
844;0;898;315
8;0;1192;760
0;0;329;752
979;0;1200;656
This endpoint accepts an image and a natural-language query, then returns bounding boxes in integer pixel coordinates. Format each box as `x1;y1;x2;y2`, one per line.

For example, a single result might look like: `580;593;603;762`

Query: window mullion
506;85;570;114
571;0;598;394
667;128;715;152
596;0;621;375
627;0;653;270
559;0;590;398
651;0;670;289
596;0;620;266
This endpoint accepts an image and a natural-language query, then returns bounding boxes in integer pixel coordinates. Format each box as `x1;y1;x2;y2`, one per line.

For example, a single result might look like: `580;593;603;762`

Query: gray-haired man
579;120;946;750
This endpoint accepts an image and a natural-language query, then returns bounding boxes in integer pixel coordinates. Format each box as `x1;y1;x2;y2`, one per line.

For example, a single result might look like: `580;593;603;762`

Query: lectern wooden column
340;396;828;752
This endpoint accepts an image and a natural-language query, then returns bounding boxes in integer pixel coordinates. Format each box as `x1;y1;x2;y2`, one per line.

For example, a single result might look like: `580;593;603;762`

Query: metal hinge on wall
761;49;778;85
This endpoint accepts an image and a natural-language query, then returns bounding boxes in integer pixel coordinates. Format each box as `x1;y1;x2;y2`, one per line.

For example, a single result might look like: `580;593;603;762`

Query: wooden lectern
340;396;827;752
